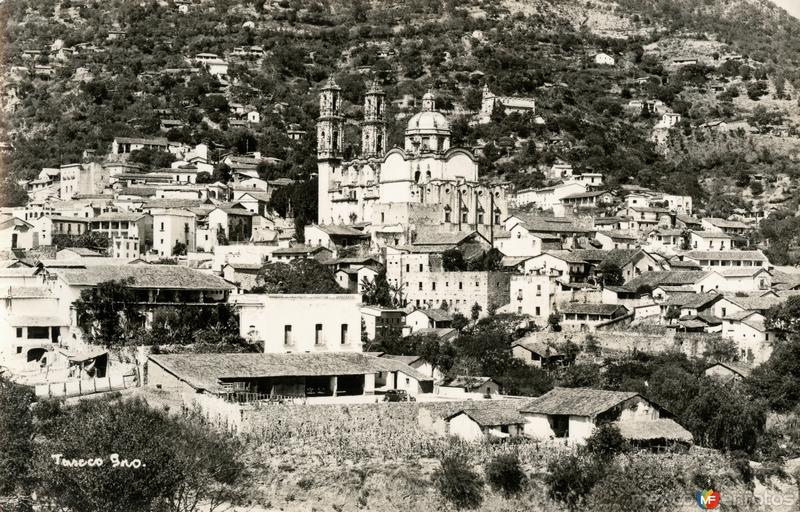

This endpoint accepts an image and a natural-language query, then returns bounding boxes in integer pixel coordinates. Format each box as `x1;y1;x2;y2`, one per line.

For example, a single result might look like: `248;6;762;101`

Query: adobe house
520;387;692;445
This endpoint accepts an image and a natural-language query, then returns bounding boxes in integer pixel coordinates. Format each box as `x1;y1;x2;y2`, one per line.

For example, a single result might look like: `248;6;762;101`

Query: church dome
406;110;450;132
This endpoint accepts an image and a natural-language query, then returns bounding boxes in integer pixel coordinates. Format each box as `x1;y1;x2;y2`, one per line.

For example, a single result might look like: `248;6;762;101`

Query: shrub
586;455;686;512
584;423;628;461
545;454;601;509
433;452;484;509
485;453;526;497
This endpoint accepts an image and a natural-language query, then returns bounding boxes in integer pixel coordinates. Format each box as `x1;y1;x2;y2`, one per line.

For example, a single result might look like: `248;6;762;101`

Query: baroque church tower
317;77;343;224
361;81;386;158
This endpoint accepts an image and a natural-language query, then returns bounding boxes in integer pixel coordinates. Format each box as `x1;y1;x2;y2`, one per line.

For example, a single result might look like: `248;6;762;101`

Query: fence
34;374;137;399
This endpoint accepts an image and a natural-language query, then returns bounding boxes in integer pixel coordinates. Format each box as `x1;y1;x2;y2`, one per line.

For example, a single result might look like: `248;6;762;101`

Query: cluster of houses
1;79;795;450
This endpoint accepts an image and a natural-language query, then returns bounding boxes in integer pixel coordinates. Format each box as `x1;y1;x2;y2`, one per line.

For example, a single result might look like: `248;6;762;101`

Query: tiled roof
615;419;692;442
624;271;713;289
720;294;783;311
272;245;331;255
315;224;369;237
520;387;641;418
92;212;147;222
443;375;496;391
414;308;453;322
685;250;767;261
445;402;527;427
692;231;733;239
560;303;628;316
56;264;233;290
703;218;748;229
114;136;169;146
512;339;562;357
148;352;431;393
541;250;587;264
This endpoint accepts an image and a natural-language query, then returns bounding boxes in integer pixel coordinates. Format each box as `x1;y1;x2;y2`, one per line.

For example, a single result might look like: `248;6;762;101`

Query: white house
0;215;37;251
151;209;196;257
233;293;363;353
720;311;775;363
520;387;692;445
444;402;527;441
690;231;734;251
595;230;640;250
525;251;590;283
438;376;501;399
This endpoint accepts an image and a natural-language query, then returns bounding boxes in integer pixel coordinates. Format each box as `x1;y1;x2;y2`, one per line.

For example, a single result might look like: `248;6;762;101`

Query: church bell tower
361;81;387;158
317;77;344;224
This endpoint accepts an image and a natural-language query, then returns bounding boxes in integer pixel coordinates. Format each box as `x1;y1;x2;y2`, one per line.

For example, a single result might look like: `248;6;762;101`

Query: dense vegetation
4;0;800;208
0;383;245;511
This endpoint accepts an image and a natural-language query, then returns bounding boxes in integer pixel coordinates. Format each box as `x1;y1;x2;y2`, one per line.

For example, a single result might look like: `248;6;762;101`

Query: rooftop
148;352;431;394
520;387;643;418
55;264;234;291
560;303;628;316
615;419;692;442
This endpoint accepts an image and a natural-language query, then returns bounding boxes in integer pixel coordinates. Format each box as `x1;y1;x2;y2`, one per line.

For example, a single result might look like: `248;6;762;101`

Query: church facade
316;78;509;239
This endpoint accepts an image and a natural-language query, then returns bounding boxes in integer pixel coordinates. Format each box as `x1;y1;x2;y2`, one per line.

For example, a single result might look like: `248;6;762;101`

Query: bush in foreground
485;452;526;497
433;452;484;509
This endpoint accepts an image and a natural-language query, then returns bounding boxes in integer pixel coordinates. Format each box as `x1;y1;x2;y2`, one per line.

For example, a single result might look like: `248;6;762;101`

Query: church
316;77;509;244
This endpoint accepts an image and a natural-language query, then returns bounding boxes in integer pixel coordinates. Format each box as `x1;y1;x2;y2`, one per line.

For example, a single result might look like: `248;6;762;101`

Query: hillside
2;0;800;208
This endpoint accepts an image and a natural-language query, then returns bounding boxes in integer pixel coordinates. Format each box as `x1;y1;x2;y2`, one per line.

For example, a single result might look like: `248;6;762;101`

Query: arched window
376;134;383;154
444;205;452;223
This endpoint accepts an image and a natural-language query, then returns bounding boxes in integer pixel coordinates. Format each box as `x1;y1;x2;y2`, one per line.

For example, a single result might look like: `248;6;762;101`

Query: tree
0;178;29;207
0;377;35;497
584;424;627;461
548;312;562;332
485;453;526;497
361;270;395;308
172;241;187;256
73;278;145;346
52;232;110;251
128;148;176;170
598;261;623;286
254;259;344;294
766;296;800;338
664;305;680;325
470;302;482;321
432;452;483;510
682;382;766;453
442;248;467;271
749;181;763;196
33;397;245;512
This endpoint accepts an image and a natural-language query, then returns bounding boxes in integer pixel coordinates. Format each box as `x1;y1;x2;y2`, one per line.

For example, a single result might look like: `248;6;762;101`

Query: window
406;264;410;273
461;210;469;223
381;213;385;223
340;324;348;344
418;282;423;291
444;207;451;223
284;325;292;345
477;212;484;224
432;282;436;291
459;282;463;290
535;307;540;316
419;264;423;272
16;328;22;338
16;347;22;354
536;284;542;296
28;327;50;339
315;324;323;345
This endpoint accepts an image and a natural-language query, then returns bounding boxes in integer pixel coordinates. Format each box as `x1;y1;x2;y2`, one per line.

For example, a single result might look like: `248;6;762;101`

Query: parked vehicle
383;389;416;402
